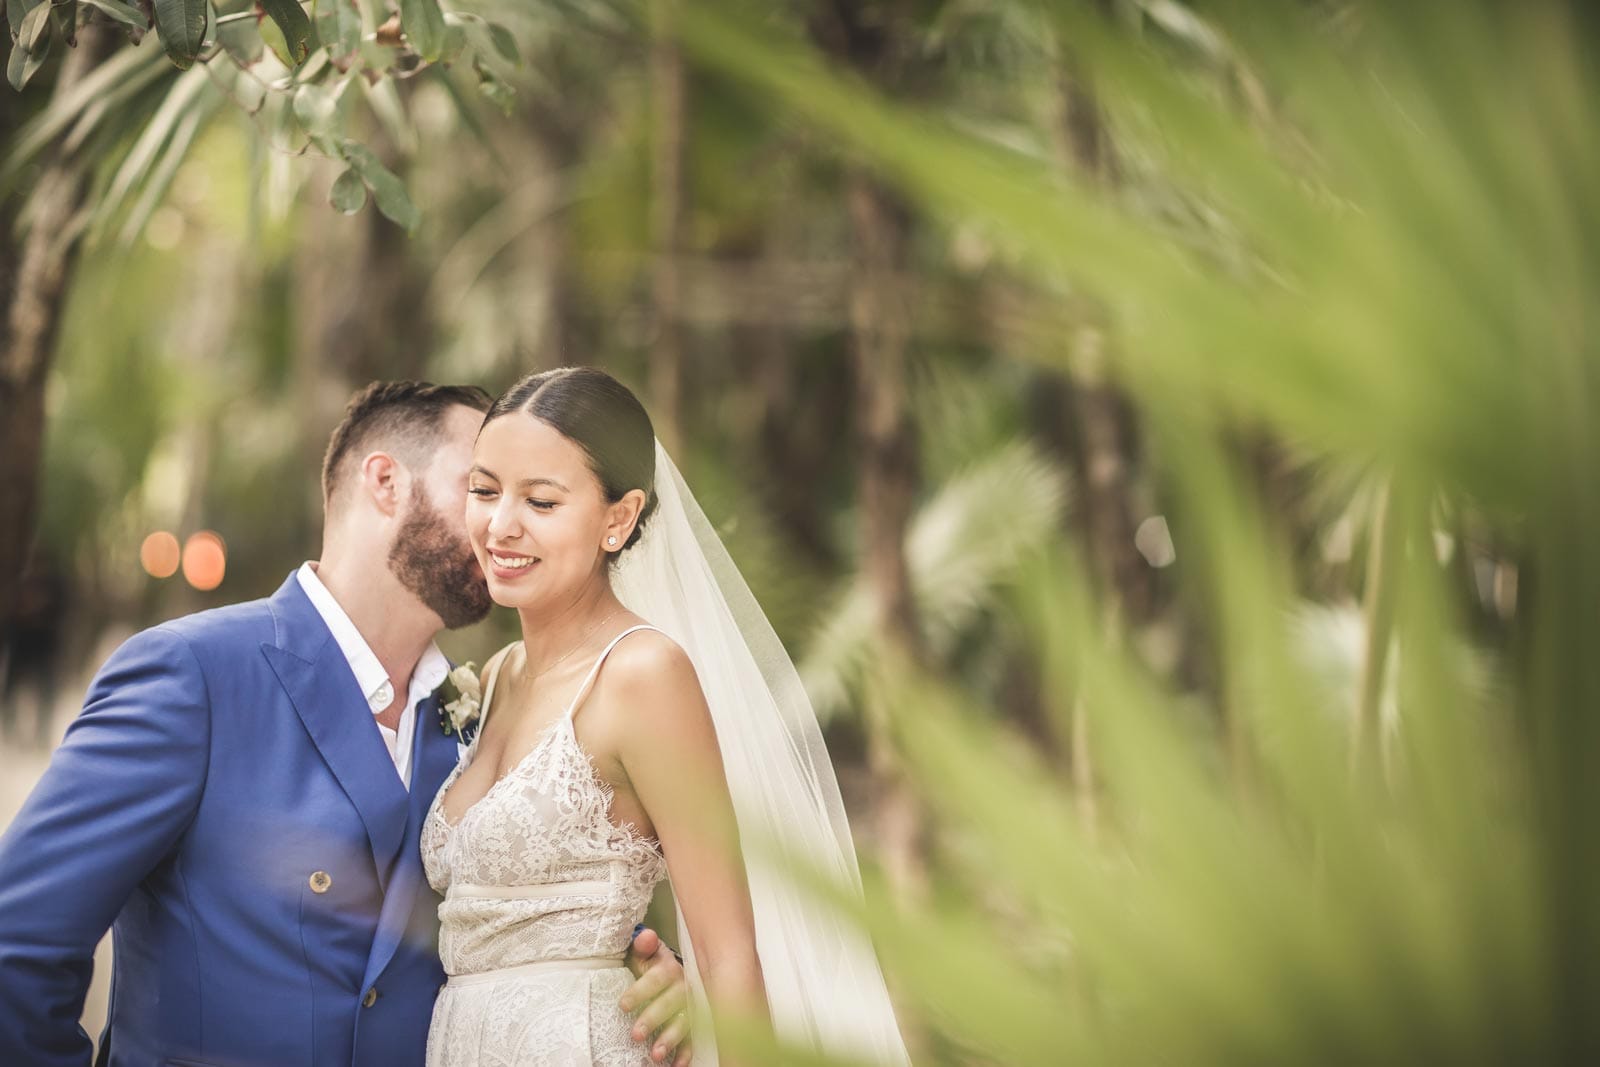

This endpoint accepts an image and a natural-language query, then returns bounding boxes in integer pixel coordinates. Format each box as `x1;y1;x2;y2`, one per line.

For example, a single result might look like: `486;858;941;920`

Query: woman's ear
603;489;648;551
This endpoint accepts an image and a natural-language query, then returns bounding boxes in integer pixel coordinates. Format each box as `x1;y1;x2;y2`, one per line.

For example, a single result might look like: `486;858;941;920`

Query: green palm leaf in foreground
684;2;1599;1063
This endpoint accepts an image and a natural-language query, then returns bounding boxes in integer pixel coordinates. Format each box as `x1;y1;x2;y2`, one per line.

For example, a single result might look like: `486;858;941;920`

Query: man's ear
359;452;404;517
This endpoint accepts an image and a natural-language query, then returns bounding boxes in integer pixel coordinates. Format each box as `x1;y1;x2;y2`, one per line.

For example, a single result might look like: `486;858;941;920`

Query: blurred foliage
7;0;1598;1064
675;2;1595;1064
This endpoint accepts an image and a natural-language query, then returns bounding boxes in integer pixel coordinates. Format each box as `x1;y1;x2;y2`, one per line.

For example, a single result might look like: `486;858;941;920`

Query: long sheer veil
611;441;910;1066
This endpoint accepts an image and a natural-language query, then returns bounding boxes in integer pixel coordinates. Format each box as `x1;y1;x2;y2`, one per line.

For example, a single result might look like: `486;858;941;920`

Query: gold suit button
309;870;332;894
362;988;378;1008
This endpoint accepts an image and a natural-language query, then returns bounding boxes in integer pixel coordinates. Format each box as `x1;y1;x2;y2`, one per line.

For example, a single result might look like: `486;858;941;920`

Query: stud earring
607;536;618;547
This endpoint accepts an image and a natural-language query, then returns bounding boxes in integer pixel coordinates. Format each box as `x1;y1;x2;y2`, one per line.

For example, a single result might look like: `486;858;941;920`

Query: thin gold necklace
489;609;627;784
527;608;623;684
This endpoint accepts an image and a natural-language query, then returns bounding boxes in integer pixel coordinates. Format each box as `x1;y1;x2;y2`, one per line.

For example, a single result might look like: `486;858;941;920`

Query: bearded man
0;382;689;1067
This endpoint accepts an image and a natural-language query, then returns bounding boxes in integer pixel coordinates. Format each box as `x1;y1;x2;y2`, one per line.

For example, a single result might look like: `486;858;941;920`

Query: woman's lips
487;551;539;580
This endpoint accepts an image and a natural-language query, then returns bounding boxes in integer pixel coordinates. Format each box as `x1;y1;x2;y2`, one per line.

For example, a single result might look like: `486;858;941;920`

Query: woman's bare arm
608;633;768;1063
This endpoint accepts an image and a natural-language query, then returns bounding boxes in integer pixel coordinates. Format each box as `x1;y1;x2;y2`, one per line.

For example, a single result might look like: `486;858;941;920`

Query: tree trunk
1045;45;1153;832
737;312;842;570
0;25;119;647
648;0;688;452
807;0;931;901
847;173;928;897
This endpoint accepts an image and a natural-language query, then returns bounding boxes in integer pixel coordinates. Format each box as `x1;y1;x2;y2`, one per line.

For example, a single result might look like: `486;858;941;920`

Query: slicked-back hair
321;381;493;504
481;367;658;552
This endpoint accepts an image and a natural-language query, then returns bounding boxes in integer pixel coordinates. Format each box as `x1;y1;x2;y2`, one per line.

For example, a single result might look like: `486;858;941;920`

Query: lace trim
431;720;661;861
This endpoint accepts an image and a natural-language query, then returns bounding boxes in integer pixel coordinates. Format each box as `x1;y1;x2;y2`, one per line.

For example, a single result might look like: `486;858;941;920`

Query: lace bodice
421;628;668;978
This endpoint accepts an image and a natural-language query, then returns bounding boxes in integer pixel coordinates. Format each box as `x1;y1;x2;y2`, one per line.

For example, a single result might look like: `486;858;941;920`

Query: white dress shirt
296;562;450;790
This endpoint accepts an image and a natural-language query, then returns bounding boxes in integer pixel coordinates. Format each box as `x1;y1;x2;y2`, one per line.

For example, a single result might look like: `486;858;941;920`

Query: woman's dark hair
481;367;658;552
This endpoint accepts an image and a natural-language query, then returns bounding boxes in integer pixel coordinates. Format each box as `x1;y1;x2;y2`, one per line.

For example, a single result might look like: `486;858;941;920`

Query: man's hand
621;927;693;1066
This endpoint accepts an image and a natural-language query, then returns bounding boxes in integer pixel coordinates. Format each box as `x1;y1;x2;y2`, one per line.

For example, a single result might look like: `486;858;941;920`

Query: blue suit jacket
0;573;461;1066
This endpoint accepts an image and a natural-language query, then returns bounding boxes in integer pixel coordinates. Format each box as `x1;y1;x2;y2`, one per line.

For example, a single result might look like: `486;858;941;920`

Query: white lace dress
422;627;669;1066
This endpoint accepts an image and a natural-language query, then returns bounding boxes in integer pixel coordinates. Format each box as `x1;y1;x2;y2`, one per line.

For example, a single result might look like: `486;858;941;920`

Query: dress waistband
446;956;625;987
446;879;611;901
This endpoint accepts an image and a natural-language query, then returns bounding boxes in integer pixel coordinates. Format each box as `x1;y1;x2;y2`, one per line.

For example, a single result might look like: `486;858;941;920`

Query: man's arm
0;627;212;1067
624;926;693;1067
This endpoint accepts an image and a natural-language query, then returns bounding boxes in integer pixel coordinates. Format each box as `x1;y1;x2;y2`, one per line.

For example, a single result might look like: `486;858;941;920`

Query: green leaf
291;81;337;138
15;31;47;88
255;8;290;67
485;20;518;64
6;2;50;90
473;55;514;114
437;16;463;63
340;140;419;232
214;11;260;65
152;0;206;69
313;0;358;60
398;0;443;62
5;0;31;40
50;0;77;48
450;13;519;75
5;44;25;91
77;0;146;31
16;0;48;50
259;0;315;67
329;165;366;213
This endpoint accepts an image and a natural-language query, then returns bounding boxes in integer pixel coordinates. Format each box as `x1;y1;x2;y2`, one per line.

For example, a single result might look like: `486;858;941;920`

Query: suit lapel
363;691;457;990
412;692;461;808
262;576;410;891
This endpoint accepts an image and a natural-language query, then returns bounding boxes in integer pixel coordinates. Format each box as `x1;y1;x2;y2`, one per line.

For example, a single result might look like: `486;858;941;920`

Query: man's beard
388;483;493;630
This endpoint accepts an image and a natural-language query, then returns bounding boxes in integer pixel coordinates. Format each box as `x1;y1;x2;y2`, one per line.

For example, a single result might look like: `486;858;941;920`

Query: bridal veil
612;442;909;1066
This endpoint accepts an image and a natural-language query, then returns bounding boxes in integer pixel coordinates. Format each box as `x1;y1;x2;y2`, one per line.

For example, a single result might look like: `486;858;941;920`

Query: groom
0;382;690;1067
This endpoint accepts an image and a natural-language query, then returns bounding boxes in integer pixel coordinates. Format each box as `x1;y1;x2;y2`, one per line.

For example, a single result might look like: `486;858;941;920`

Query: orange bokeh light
182;531;227;591
139;531;181;579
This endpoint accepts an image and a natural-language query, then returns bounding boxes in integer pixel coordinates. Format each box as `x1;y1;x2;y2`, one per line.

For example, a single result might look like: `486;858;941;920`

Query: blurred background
3;1;1597;1063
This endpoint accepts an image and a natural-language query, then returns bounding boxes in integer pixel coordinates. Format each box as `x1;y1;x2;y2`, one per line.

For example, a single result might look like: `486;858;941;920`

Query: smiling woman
422;366;908;1067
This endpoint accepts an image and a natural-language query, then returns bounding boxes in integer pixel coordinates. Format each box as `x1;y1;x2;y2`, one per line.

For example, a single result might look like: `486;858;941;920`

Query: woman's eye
527;499;557;511
468;487;497;498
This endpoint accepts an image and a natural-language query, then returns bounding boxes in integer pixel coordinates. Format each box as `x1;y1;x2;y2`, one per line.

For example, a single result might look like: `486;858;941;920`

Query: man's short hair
321;381;493;503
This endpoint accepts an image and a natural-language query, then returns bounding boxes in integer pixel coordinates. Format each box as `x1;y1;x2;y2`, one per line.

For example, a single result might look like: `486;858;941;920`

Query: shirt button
373;683;392;708
362;987;379;1008
309;871;332;894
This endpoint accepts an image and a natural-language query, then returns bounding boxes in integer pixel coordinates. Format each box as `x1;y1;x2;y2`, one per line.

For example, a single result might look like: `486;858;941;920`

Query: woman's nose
486;498;520;541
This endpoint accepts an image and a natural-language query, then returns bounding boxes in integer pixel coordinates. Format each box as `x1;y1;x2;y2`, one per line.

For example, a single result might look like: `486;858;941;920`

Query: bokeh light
139;531;181;579
181;531;227;591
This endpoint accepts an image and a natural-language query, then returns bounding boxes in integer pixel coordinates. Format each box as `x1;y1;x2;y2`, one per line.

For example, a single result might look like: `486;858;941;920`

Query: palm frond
802;441;1069;721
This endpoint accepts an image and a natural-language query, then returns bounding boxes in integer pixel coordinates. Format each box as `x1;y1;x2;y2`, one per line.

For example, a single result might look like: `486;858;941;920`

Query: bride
421;367;908;1066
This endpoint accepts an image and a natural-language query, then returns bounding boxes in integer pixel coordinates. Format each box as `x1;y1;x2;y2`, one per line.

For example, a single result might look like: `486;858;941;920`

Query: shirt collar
412;642;450;705
296;562;447;715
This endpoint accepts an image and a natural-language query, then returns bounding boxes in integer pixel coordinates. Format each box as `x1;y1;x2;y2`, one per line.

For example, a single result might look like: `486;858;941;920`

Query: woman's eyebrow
515;476;570;492
470;465;569;492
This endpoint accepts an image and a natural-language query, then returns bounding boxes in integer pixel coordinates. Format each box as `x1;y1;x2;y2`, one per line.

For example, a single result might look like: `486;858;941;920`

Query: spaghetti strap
562;625;664;722
473;643;517;745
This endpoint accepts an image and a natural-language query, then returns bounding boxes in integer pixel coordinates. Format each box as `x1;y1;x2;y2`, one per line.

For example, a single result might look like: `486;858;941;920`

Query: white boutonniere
436;662;482;742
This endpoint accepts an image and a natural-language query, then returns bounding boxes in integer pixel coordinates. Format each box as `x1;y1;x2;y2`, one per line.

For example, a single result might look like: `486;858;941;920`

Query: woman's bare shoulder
603;626;698;694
